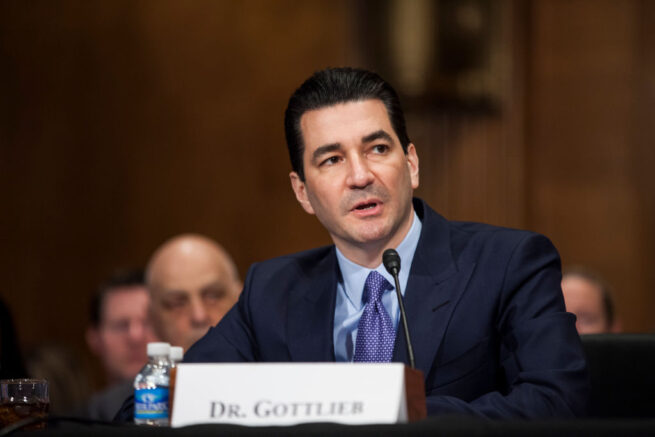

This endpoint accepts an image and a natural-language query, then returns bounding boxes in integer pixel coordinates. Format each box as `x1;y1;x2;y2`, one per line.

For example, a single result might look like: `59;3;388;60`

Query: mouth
350;199;383;216
354;202;378;210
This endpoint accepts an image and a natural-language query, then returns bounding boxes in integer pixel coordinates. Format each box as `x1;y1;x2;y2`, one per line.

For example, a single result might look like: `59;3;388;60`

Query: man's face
561;276;610;334
87;286;156;382
148;249;241;351
290;99;419;263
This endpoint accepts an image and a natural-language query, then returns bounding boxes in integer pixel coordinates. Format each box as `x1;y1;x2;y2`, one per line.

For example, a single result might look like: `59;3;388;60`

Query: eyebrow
201;282;225;292
311;143;341;165
309;130;394;165
161;289;188;297
362;129;393;144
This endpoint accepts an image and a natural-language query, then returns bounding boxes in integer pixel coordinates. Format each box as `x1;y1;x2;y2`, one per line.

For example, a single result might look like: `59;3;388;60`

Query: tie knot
363;271;392;304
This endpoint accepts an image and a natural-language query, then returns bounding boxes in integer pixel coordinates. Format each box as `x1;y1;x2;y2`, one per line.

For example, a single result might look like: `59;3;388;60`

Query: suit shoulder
246;245;335;281
446;220;557;257
449;220;544;241
256;245;334;269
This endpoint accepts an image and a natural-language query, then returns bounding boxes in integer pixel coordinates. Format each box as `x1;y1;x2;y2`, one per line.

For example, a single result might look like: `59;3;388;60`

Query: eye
162;296;188;310
105;320;130;334
320;155;342;167
202;287;226;304
371;144;389;154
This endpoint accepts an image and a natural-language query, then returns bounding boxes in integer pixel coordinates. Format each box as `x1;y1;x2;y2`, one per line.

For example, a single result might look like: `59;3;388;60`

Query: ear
289;171;315;215
406;143;420;189
85;327;102;356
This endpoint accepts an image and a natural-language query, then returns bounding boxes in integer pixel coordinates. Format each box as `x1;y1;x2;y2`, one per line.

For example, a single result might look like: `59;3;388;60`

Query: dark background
2;0;654;388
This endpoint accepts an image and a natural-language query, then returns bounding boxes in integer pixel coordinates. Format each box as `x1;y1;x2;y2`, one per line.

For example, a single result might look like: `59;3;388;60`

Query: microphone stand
383;249;416;370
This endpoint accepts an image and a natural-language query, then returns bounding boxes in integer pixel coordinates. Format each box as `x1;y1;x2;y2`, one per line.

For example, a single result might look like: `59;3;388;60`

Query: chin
352;225;393;245
358;233;389;244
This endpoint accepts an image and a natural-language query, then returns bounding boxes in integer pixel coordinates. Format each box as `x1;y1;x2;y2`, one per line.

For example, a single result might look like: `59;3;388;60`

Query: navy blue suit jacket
185;199;588;418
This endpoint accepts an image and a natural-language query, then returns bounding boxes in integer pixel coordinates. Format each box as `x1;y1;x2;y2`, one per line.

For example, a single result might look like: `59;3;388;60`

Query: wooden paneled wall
0;0;349;383
1;0;654;387
402;0;655;333
526;0;655;332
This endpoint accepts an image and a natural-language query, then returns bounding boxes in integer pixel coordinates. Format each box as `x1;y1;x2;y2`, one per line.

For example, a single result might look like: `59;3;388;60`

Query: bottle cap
169;346;184;362
147;342;171;356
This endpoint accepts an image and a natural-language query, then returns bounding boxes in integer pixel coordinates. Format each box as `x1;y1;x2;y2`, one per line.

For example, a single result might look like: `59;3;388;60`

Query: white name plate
171;363;409;427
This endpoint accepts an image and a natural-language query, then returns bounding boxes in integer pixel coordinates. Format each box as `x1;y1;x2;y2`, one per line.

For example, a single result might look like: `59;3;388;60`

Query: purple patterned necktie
353;270;396;362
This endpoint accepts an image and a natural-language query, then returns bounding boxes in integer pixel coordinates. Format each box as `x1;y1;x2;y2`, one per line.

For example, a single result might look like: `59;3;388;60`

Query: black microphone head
383;248;401;275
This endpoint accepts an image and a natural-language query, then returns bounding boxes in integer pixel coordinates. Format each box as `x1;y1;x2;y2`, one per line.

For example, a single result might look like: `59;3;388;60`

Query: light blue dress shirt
333;211;422;362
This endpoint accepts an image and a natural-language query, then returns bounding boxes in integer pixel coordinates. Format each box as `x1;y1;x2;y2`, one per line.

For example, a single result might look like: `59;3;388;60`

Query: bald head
147;234;241;351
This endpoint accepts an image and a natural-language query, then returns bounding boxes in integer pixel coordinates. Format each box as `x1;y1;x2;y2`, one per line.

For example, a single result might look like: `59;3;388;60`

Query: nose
345;154;374;188
189;296;209;327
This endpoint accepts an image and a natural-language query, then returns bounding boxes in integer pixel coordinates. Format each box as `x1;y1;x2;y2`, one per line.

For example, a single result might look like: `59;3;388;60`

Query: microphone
383;248;416;369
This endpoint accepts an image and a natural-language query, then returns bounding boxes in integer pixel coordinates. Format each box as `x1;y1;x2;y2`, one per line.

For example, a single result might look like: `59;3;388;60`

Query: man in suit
116;67;588;421
183;67;588;418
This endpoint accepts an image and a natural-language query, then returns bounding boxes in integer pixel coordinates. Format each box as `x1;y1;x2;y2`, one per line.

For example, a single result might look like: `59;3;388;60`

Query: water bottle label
135;387;169;420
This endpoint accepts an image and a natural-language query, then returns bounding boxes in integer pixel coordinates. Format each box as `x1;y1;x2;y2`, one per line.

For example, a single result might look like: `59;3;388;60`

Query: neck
336;208;415;268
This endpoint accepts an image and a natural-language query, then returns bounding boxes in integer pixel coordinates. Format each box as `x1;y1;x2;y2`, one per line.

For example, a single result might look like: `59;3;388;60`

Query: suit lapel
284;200;471;368
286;248;338;362
392;200;475;377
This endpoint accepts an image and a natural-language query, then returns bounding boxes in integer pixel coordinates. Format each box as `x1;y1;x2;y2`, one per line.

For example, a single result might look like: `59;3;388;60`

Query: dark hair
0;298;27;378
284;67;411;181
563;267;616;328
89;269;145;327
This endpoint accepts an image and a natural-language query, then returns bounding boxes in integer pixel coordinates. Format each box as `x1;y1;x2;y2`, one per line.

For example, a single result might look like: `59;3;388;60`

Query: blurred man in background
562;268;621;334
146;234;242;352
84;269;158;420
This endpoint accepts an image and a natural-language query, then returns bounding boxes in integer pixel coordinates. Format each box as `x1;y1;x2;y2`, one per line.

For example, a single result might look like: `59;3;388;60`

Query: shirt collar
336;210;422;309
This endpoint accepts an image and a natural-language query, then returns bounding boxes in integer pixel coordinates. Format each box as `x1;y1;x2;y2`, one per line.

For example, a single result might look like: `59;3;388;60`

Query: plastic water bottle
134;342;171;426
167;346;183;425
169;346;183;368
